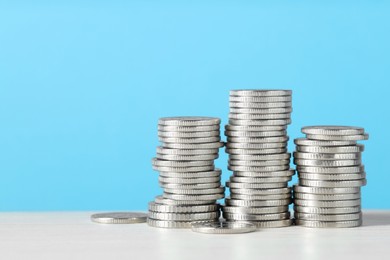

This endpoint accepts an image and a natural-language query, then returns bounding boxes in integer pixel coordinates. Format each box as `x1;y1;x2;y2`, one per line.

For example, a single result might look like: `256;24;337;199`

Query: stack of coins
222;90;294;228
147;117;225;228
293;126;369;228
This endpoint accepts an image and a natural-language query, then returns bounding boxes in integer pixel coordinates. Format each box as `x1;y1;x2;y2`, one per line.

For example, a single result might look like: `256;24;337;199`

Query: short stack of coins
147;117;225;228
293;126;369;228
222;90;294;228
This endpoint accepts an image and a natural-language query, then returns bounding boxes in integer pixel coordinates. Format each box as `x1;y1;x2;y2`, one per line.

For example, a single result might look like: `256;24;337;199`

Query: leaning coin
294;212;362;222
222;206;289;214
301;126;365;136
159;182;221;189
226;181;288;189
225;130;287;137
298;179;367;188
153;165;215;173
158;136;221;144
230;187;291;195
294;199;361;208
228;159;290;167
163;186;225;195
226;142;287;149
230;89;292;97
225;124;286;131
228;113;291;120
295;219;362;228
162;142;224;149
158;124;220;132
297;165;365;174
253;219;293;228
296;144;364;154
229;101;292;108
226;148;288;155
293;152;361;160
293;205;361;214
294;159;361;167
230;193;292;200
158;176;221;184
91;212;147;224
158;169;222;178
157;146;219;155
154;196;215;205
191;221;257;234
228;165;290;172
229;107;292;114
229;96;292;103
156;153;219;161
229;119;291;126
148;202;220;213
227;136;289;143
224;212;290;221
158;130;220;138
297;172;366;181
225;198;292;207
158;117;221;126
293;185;360;194
293;192;361;201
230;176;292;183
229;153;290;161
233;169;295;178
294;138;356;146
305;133;369;141
148;211;220;221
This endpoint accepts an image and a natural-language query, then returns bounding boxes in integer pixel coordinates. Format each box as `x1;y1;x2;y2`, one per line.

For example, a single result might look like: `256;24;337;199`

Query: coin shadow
363;213;390;227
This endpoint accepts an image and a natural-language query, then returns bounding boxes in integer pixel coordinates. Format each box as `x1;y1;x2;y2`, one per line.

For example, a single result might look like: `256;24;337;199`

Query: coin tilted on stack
222;90;294;228
147;117;225;228
293;126;369;228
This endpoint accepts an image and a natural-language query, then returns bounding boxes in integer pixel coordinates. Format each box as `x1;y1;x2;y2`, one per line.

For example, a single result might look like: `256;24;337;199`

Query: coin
222;206;289;214
158;124;220;132
230;89;292;97
227;136;289;143
191;221;257;234
225;130;287;137
147;218;216;229
162;142;224;149
223;212;290;221
225;198;292;207
225;124;286;131
228;159;290;167
298;179;367;188
294;212;362;221
229;119;291;126
230;107;292;114
229;153;291;161
293;192;361;201
305;133;369;141
158;117;221;126
228;113;291;120
158;169;222;178
294;138;356;146
158;130;220;138
160;182;221;189
233;170;295;178
148;202;220;213
158;136;221;144
297;165;364;174
157;146;219;155
225;148;288;155
230;176;292;184
226;142;287;149
154;196;216;205
229;96;292;103
301;126;365;136
91;212;147;224
295;219;362;228
293;205;361;214
148;211;220;221
163;186;225;195
293;152;361;160
156;153;219;161
226;181;288;189
293;185;360;194
230;187;291;195
159;176;221;184
153;165;215;173
230;193;292;200
228;165;290;172
297;172;366;181
253;219;293;228
294;199;361;207
295;144;364;154
293;159;361;167
229;101;292;108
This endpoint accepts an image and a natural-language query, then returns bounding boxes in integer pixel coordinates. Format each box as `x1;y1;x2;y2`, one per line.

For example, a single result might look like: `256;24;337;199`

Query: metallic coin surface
158;117;221;126
297;165;365;174
293;205;361;214
158;136;221;144
153;165;215;173
230;95;292;103
223;212;290;221
154;196;215;206
301;126;365;136
228;113;291;120
158;130;220;138
294;199;361;208
229;153;291;161
230;176;292;184
294;159;361;167
226;148;288;155
225;198;292;207
227;136;289;143
294;138;356;146
297;172;366;181
158;124;220;132
230;89;292;97
233;170;295;178
147;218;217;229
225;130;287;137
225;124;286;131
230;107;292;114
159;176;221;184
295;144;364;154
298;179;367;188
160;182;221;189
91;212;147;224
148;211;220;221
148;202;220;213
293;192;361;201
230;193;292;200
253;219;293;228
222;206;289;214
158;169;222;178
191;221;257;234
162;142;224;149
226;142;287;149
295;219;362;228
229;101;292;108
229;159;290;167
226;181;288;189
305;133;369;141
229;119;291;126
230;187;291;195
157;146;219;155
293;152;361;160
294;212;362;221
156;153;219;161
228;165;290;172
293;185;360;194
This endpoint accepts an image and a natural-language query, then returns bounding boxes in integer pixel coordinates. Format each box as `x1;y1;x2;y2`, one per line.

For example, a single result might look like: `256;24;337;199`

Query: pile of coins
222;90;294;228
293;126;368;228
147;117;225;228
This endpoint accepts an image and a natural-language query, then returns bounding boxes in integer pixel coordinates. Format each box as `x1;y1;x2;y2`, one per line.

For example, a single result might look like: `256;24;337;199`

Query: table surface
1;210;389;260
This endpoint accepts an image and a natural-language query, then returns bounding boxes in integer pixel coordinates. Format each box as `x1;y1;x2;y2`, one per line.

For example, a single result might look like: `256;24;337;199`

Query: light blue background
0;1;389;211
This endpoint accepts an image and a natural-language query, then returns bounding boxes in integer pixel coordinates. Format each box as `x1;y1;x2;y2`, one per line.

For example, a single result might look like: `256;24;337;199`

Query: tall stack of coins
222;90;294;228
293;126;368;228
147;117;225;228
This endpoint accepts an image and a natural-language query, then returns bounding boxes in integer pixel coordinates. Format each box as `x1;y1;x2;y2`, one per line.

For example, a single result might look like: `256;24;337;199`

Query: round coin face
191;221;257;234
91;212;147;224
301;126;365;136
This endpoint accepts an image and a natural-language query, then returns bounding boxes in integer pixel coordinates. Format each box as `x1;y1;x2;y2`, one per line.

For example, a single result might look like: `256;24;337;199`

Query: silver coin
162;193;224;201
228;165;290;172
153;165;215;173
229;159;290;167
294;199;361;208
225;124;286;131
229;113;291;120
158;169;222;178
225;130;287;137
229;153;290;161
148;211;220;221
297;165;365;174
158;117;221;126
191;221;257;234
229;107;292;114
295;212;362;222
233;170;295;178
163;186;225;195
230;176;292;183
230;89;292;97
147;218;216;229
230;187;291;195
154;196;215;205
295;219;362;228
226;148;288;155
152;158;214;167
222;206;289;214
293;192;361;201
301;126;365;136
229;101;292;108
156;153;219;161
298;179;367;188
230;193;292;200
162;141;224;149
226;142;287;149
293;205;361;214
227;136;289;143
293;185;360;194
226;181;288;190
148;202;220;213
296;144;364;154
157;146;219;155
305;133;369;141
297;172;366;181
224;212;290;221
229;96;292;103
158;130;220;138
229;119;291;126
294;159;361;167
158;136;221;144
252;219;293;228
293;152;361;160
294;138;356;146
91;212;147;224
158;124;220;132
160;182;221;189
159;176;221;184
225;198;292;207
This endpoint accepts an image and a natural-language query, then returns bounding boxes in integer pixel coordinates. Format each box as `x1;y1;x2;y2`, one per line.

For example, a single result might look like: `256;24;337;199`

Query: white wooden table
1;211;389;260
